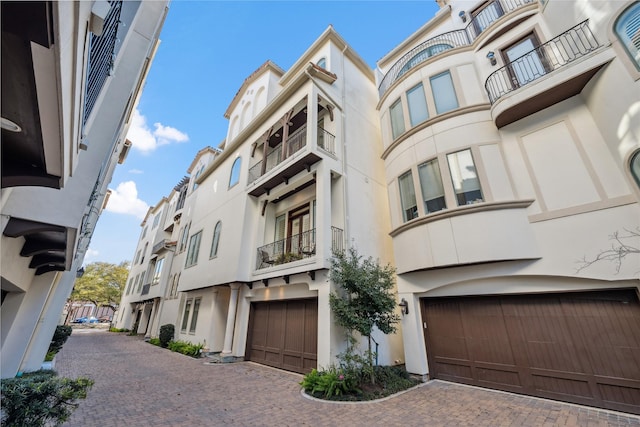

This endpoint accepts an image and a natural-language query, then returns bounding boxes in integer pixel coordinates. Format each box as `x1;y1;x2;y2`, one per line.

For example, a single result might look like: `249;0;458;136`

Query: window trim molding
185;229;203;268
389;199;534;237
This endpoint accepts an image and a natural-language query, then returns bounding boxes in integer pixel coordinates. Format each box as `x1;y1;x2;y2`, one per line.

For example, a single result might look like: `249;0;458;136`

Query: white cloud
128;169;144;174
105;181;150;220
127;108;189;154
85;248;99;260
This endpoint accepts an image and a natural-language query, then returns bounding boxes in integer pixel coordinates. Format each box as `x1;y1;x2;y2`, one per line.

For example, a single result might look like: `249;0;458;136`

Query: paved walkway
56;329;640;426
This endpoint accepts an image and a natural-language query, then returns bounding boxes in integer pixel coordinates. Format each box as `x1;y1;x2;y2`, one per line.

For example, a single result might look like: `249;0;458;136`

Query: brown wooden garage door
421;289;640;415
246;298;317;374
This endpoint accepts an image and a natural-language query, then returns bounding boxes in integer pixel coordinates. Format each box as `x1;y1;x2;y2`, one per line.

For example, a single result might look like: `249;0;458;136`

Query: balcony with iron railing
485;20;607;127
378;0;534;98
256;226;344;270
247;125;336;197
83;0;123;128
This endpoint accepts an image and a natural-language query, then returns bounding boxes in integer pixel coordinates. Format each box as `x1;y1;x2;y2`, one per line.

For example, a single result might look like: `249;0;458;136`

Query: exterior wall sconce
487;51;497;66
398;298;409;315
76;267;85;278
459;11;467;23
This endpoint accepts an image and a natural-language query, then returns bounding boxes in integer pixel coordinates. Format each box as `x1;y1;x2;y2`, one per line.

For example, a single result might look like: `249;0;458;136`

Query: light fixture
398;298;409;315
459;11;467;23
486;51;497;66
76;267;85;278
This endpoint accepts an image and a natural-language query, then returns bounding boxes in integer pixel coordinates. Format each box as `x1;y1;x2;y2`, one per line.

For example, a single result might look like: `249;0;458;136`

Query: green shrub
148;338;161;346
159;324;174;348
300;366;360;398
167;340;203;358
108;327;130;333
47;325;72;356
301;364;418;401
1;370;93;427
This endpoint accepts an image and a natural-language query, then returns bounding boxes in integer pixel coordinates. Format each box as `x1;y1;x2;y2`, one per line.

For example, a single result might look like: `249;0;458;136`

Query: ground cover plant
167;340;203;357
1;370;93;427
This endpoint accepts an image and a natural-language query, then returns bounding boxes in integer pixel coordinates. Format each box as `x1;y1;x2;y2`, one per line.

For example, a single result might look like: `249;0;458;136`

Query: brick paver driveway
57;329;640;426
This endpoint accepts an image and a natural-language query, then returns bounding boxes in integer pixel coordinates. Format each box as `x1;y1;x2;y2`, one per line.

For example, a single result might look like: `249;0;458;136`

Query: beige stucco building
1;0;168;377
115;0;639;415
115;27;404;373
377;0;639;415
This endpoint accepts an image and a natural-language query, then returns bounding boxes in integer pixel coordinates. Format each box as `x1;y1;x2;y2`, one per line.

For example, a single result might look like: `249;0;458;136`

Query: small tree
329;247;400;384
69;261;129;318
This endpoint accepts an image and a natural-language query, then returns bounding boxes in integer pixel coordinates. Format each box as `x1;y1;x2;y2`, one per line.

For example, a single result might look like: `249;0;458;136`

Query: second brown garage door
246;298;317;374
421;289;640;415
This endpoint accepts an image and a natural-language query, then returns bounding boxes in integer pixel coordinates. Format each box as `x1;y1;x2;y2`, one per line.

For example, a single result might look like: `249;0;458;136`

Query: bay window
447;149;483;206
430;71;458;114
399;170;418;222
418;159;446;213
407;83;429;126
390;98;406;140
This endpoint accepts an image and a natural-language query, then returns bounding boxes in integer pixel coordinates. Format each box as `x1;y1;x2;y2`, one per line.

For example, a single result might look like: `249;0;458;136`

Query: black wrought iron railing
378;0;534;98
465;0;534;40
484;20;600;104
255;226;344;269
83;1;122;127
378;30;469;97
248;125;335;184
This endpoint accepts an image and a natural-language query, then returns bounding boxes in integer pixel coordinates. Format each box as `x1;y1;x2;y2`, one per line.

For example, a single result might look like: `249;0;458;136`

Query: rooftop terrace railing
378;0;535;98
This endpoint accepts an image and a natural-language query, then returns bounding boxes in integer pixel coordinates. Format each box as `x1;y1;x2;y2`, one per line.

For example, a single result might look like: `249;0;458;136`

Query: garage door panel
476;366;522;388
462;300;516;366
422;290;640;415
246;299;317;374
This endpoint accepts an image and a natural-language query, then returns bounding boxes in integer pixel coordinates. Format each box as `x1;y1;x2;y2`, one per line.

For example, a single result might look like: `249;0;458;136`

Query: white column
206;288;219;352
222;283;241;355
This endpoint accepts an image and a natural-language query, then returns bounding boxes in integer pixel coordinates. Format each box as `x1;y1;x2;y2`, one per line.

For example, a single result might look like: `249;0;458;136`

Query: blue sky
88;0;440;265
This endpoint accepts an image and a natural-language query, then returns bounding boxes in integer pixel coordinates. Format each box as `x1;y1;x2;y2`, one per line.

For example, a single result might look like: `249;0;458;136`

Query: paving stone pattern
57;329;640;426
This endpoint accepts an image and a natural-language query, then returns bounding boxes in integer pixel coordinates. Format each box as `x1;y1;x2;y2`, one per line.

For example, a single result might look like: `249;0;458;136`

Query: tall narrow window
192;165;204;191
185;231;202;267
181;299;192;333
418;159;446;214
135;274;142;292
229;157;242;188
447;149;483;206
615;2;640;70
189;298;201;333
140;243;148;264
210;221;222;258
390;99;406;140
179;223;190;252
430;71;458;114
126;278;133;295
152;258;164;285
407;83;429;126
398;171;418;222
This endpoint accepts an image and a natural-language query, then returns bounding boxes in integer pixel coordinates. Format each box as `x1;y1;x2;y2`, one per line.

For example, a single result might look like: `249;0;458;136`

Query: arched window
631;149;640;188
615;2;640;70
229;157;242;188
397;44;453;78
210;221;222;258
317;57;327;69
